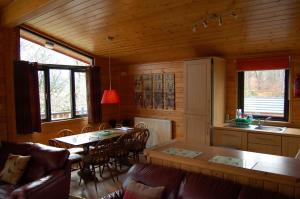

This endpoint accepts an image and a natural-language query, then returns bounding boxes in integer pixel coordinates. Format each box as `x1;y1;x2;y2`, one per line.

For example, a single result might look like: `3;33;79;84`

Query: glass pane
38;71;46;120
244;69;285;117
50;69;71;120
75;72;88;115
20;38;89;66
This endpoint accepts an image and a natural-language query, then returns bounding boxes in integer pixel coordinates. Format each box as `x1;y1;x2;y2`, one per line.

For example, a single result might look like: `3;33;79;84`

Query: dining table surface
54;127;133;152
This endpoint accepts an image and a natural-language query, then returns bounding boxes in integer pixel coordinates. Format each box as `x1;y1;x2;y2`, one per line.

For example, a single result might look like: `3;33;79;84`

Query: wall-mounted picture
143;74;153;108
164;73;175;110
153;73;163;109
134;75;143;107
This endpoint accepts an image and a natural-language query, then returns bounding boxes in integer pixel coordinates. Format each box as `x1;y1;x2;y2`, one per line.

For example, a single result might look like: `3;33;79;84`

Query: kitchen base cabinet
282;136;300;157
212;129;247;150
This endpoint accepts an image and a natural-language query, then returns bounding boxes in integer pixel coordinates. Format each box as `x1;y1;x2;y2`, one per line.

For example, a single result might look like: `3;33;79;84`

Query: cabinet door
184;59;211;115
248;133;282;155
184;59;211;145
282;136;300;157
213;129;247;150
248;143;281;155
185;114;210;145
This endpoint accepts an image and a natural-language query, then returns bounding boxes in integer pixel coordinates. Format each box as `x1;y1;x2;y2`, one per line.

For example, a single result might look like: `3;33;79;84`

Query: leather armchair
0;141;71;199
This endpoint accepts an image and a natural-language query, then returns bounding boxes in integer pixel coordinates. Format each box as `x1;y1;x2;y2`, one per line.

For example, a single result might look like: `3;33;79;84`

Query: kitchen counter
214;123;300;137
145;141;300;198
213;123;300;157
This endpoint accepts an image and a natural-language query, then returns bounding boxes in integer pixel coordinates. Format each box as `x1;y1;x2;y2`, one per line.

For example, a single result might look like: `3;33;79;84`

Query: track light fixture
202;20;208;28
192;10;237;32
218;16;223;26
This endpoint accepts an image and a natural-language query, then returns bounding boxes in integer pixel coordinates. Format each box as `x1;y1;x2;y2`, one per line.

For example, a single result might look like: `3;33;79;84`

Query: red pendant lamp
101;37;120;104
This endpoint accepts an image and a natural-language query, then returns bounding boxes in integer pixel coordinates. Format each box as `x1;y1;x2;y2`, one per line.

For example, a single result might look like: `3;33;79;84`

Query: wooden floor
69;167;128;199
69;156;146;199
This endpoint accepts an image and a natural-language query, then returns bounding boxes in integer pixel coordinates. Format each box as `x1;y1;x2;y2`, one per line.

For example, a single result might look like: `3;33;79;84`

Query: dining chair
81;139;116;184
81;125;97;133
99;122;111;130
110;132;133;172
48;138;83;171
128;128;150;161
134;122;148;129
55;129;84;154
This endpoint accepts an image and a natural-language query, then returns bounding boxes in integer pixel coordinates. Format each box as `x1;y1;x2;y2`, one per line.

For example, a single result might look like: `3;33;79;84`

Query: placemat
162;147;202;158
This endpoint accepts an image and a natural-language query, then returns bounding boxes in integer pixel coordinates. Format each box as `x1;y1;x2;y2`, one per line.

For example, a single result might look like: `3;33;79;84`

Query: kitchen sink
254;126;287;133
226;124;287;133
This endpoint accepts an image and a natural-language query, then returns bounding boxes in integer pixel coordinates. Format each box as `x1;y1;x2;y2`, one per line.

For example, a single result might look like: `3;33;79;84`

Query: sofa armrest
101;189;124;199
11;170;70;199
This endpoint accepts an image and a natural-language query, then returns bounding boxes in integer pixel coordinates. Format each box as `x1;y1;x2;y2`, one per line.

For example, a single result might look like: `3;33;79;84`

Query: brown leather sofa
0;141;71;199
102;163;292;199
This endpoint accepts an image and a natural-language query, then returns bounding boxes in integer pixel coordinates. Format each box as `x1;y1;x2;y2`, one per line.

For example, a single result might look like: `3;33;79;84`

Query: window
20;35;92;121
238;69;289;121
74;72;88;115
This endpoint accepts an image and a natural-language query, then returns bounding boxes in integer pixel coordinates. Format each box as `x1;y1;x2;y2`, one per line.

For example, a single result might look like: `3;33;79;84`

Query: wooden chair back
49;129;75;149
134;122;148;129
132;128;150;149
99;122;111;130
85;139;112;164
81;126;97;133
57;129;74;137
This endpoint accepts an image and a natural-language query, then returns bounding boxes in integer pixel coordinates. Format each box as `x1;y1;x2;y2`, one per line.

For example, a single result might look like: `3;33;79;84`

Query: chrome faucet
257;117;272;128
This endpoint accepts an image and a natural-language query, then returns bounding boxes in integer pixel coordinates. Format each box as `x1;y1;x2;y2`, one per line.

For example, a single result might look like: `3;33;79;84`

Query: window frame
237;69;289;121
38;64;88;122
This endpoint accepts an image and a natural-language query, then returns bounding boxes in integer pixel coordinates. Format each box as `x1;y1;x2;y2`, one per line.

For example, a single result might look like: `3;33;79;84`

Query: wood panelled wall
0;31;7;141
0;28;19;142
225;55;300;128
119;61;185;139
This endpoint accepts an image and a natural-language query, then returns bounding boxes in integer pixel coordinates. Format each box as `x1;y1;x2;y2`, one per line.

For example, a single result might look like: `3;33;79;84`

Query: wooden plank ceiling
21;0;300;64
0;0;12;10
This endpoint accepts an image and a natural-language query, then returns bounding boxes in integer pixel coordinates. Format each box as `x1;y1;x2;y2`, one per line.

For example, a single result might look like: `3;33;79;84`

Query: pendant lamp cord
109;49;112;90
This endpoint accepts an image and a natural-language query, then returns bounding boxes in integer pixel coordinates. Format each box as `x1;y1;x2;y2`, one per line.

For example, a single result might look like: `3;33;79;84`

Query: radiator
134;117;172;147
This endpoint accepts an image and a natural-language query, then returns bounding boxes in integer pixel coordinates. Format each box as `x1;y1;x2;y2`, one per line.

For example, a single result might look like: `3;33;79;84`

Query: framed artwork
143;74;153;108
164;73;175;110
153;73;163;109
134;75;143;107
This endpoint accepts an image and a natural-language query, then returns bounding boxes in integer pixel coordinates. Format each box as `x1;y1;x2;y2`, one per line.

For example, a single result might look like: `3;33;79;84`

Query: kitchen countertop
214;123;300;137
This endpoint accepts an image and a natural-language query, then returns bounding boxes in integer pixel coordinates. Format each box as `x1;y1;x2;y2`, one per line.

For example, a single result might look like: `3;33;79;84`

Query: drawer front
248;133;281;146
248;143;281;155
213;130;247;150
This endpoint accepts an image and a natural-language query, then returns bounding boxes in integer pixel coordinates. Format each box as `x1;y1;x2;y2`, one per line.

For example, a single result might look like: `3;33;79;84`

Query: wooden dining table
53;127;134;183
54;127;133;154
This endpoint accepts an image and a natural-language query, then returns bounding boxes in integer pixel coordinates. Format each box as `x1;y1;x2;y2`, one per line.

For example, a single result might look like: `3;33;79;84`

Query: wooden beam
0;0;72;28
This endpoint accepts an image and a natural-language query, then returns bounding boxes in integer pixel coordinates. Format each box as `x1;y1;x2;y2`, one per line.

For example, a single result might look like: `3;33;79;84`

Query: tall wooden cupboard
184;57;226;145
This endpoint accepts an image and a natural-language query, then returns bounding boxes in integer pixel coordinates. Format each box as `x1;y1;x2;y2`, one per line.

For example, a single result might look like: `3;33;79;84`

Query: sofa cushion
238;186;291;199
0;154;31;185
0;142;33;170
124;164;185;199
176;172;241;199
123;179;164;199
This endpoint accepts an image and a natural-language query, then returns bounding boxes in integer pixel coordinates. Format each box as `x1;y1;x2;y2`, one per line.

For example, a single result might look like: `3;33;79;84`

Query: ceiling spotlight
192;25;198;32
202;20;208;28
231;11;238;19
218;16;223;26
45;41;54;49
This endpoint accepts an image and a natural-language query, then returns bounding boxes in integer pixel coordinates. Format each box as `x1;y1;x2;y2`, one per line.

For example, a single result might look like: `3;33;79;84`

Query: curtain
86;66;102;123
14;61;41;134
237;56;290;71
